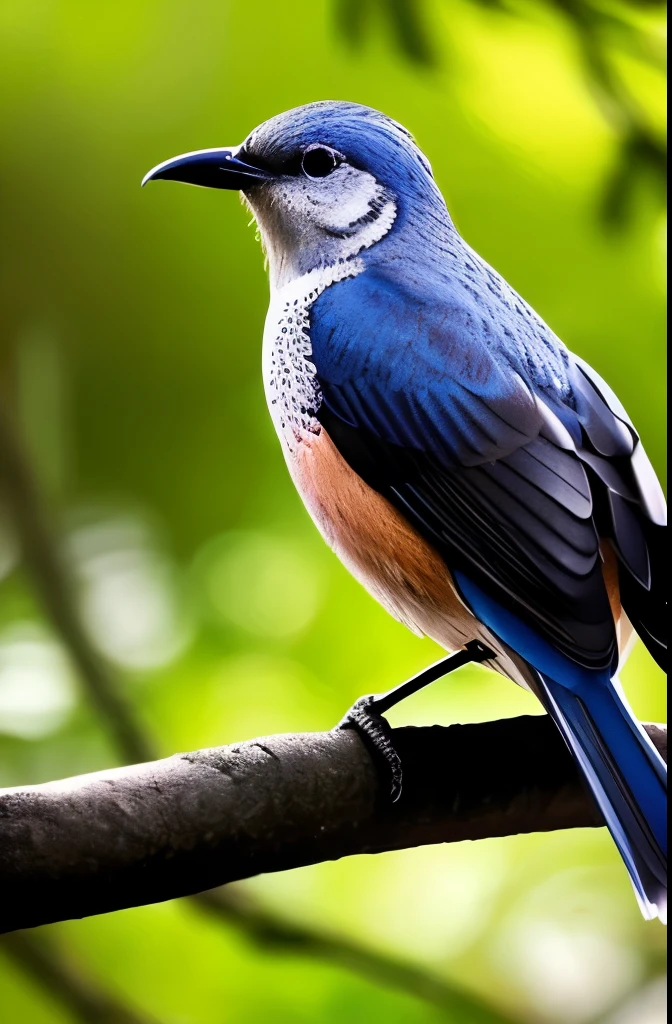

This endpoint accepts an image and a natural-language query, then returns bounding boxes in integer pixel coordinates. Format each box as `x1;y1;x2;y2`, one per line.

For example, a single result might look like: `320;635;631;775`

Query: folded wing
310;269;666;672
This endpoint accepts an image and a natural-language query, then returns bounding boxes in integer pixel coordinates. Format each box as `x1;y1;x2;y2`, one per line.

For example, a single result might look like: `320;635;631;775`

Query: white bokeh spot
69;510;192;672
0;623;77;739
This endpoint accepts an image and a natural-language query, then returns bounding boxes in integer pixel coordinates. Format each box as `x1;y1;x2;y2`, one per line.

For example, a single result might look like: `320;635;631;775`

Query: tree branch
1;718;666;936
0;395;532;1021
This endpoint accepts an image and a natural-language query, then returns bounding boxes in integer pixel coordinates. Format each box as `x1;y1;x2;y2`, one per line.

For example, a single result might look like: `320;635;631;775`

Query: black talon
336;694;404;801
335;640;495;802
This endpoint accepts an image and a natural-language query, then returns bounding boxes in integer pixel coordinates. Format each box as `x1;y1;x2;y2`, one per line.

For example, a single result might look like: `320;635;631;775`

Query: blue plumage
145;100;667;921
456;571;667;919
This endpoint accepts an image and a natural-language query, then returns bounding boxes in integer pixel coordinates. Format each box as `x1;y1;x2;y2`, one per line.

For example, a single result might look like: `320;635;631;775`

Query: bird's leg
335;639;495;801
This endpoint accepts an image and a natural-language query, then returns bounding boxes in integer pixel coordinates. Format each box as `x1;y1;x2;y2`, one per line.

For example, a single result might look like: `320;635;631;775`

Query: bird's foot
334;641;495;804
335;694;403;802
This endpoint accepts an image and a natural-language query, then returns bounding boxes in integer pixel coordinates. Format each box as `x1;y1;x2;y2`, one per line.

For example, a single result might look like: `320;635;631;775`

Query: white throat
261;197;397;455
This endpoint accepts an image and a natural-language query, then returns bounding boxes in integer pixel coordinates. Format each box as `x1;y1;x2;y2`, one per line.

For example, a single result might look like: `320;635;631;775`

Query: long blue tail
455;572;668;921
534;669;666;920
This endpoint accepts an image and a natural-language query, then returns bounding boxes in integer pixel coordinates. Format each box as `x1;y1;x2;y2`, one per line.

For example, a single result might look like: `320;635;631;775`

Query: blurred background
0;1;666;1022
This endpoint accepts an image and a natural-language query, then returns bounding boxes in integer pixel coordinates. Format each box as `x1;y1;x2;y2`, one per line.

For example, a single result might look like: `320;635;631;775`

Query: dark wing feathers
311;271;666;672
503;440;593;519
607;492;651;589
573;364;635;458
571;359;665;658
575;448;638;502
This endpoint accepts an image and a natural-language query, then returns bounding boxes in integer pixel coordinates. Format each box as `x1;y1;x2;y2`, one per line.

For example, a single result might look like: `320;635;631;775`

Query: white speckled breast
262;260;363;453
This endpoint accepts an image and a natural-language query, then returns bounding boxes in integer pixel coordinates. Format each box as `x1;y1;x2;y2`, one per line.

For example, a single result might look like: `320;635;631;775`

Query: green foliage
0;0;666;1021
337;0;667;223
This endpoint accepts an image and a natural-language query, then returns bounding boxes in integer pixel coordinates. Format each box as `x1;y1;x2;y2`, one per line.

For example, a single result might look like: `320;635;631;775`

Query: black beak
142;147;273;190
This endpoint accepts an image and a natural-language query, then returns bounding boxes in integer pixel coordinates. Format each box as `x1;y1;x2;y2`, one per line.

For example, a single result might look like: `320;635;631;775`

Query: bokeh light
0;624;77;740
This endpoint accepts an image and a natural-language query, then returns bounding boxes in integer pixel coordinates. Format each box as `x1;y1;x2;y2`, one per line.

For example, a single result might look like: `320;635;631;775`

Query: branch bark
1;718;666;935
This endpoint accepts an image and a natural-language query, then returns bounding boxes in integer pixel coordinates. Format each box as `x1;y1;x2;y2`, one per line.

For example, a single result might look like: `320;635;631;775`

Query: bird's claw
334;644;495;804
335;695;403;803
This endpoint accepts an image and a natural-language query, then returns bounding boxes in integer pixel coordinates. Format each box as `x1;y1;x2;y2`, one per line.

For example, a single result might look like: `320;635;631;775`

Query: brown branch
1;718;666;938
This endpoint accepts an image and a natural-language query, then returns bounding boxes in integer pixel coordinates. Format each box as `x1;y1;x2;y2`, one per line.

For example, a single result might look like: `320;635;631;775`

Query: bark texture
1;717;666;934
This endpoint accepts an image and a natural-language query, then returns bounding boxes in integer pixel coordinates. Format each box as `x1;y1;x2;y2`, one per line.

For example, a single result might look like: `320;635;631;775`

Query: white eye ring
301;145;342;179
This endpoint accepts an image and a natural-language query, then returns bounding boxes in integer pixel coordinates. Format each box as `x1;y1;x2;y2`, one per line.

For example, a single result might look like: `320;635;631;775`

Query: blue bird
144;101;667;921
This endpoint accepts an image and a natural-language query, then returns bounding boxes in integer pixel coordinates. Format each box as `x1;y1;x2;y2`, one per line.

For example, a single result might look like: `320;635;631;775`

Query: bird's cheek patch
311;171;384;235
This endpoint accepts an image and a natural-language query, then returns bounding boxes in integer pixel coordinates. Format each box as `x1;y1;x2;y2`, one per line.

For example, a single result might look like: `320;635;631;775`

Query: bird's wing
569;357;666;668
309;268;666;671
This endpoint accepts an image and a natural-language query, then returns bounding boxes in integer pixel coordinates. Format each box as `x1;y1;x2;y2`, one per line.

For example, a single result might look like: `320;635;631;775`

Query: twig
0;718;666;936
0;931;157;1024
195;888;517;1023
0;399;154;764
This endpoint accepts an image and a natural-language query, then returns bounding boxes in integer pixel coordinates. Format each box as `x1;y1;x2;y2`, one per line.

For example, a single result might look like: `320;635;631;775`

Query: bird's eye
301;146;340;179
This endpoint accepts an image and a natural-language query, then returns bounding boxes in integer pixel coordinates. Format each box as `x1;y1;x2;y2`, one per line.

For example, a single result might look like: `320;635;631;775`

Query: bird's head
143;101;446;287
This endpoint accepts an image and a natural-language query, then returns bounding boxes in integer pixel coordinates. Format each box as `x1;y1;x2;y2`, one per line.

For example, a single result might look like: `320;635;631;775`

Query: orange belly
283;426;627;685
284;427;521;675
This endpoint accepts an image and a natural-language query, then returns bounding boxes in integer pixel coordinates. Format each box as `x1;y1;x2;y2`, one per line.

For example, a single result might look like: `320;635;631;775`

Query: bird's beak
141;146;272;190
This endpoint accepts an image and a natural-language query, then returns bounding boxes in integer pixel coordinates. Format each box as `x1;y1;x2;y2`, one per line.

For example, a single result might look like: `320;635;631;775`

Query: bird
143;101;667;921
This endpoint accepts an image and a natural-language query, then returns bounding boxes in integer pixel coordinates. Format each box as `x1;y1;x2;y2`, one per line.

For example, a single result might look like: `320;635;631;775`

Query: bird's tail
533;668;667;921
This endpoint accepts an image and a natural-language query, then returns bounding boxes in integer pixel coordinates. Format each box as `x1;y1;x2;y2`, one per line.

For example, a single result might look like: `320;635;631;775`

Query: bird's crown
242;101;434;188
